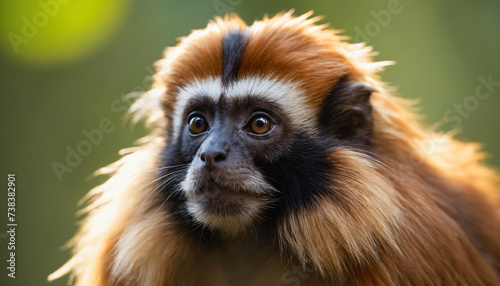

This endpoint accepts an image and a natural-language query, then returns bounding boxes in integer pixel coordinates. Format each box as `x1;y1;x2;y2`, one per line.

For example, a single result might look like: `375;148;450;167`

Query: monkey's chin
185;189;267;235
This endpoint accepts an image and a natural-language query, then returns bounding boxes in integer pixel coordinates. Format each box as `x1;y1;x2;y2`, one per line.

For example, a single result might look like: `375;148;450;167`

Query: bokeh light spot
0;0;130;66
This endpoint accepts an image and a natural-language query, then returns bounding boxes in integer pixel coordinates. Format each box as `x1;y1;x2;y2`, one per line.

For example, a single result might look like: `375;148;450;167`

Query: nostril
199;150;228;168
214;153;226;162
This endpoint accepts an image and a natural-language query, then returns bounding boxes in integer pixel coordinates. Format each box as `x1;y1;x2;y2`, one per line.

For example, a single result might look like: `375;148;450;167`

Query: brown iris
189;116;207;134
249;116;271;134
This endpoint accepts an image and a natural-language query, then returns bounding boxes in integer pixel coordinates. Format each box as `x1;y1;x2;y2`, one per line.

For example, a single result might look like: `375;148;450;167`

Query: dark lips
199;181;233;199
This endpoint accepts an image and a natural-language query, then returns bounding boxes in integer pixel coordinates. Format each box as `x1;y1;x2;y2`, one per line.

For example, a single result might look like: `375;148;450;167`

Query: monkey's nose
200;148;228;169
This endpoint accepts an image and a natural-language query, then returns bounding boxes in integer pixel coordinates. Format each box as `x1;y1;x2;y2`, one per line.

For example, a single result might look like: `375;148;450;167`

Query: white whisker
129;163;190;179
134;168;187;215
152;184;183;215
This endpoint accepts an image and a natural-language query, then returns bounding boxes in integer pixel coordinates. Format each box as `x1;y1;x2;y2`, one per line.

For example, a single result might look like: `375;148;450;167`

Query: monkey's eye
189;116;208;134
248;116;272;135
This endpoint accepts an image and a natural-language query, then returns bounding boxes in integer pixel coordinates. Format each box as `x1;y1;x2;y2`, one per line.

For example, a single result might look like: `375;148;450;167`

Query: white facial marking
181;161;276;200
171;77;223;141
226;76;318;134
171;75;317;141
186;198;267;234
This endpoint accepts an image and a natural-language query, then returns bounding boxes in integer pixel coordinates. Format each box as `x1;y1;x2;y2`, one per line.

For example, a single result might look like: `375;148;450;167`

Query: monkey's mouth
199;181;234;199
192;181;258;215
192;178;271;199
185;180;270;232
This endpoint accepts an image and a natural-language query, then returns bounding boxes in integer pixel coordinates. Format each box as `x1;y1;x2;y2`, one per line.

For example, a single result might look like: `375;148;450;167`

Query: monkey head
157;15;374;236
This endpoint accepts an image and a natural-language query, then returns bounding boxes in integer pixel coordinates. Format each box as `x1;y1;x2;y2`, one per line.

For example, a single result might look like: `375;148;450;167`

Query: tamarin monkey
49;11;500;286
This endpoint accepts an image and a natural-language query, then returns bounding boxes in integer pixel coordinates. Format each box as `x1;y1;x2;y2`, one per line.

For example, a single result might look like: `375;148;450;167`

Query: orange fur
50;11;500;285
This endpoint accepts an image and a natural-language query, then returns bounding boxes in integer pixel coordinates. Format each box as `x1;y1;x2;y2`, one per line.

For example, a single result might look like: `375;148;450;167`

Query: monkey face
161;79;296;234
159;77;373;235
156;22;374;236
177;94;289;233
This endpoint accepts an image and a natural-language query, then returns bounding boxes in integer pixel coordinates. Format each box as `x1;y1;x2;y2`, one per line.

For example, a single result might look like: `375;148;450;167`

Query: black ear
318;77;373;146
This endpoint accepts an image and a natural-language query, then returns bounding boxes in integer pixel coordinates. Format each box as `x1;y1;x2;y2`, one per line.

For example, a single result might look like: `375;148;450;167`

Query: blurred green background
0;0;499;285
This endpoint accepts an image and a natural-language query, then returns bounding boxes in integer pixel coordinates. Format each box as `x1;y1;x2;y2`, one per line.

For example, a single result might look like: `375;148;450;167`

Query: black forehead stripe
222;29;247;85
